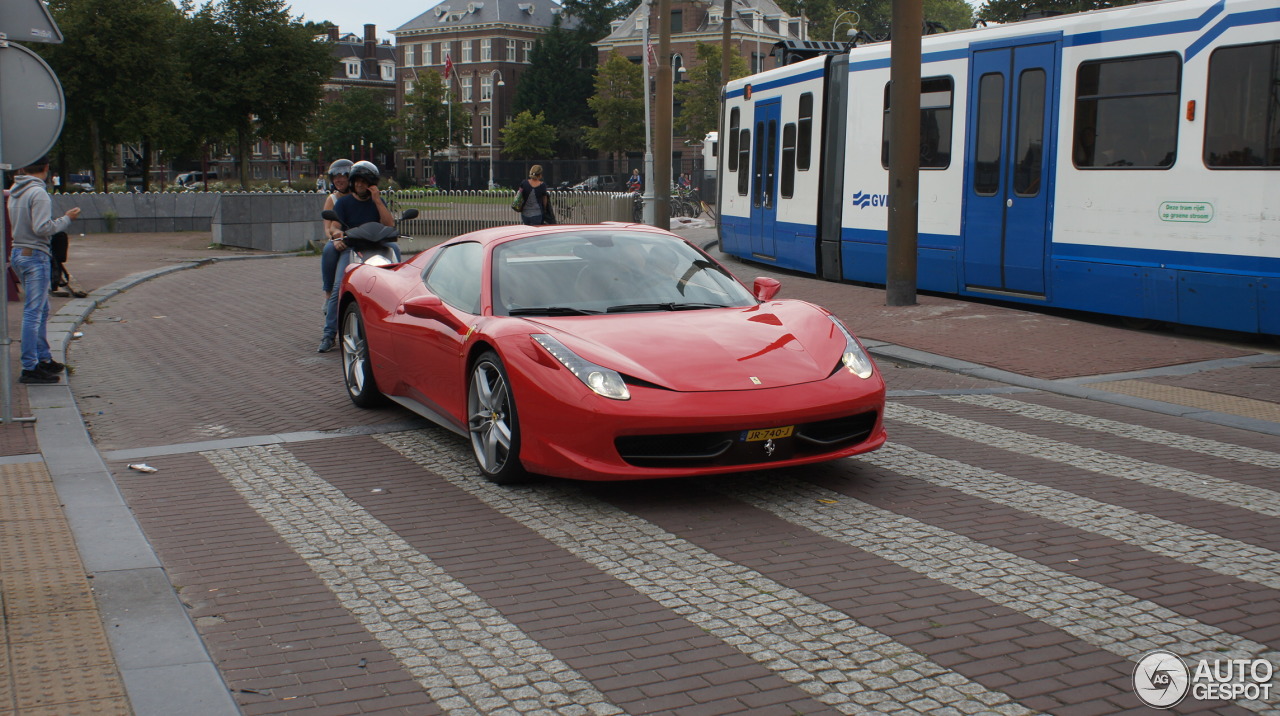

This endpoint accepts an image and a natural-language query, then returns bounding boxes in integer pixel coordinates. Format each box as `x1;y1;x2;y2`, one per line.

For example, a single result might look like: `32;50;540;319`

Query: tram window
973;73;1004;195
728;108;740;171
880;77;954;170
737;128;750;195
1205;41;1279;168
798;93;814;170
781;123;797;198
1013;69;1046;196
1074;53;1180;169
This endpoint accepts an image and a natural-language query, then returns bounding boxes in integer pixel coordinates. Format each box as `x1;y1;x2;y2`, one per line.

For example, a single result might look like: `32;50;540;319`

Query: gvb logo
1133;650;1275;709
851;191;888;209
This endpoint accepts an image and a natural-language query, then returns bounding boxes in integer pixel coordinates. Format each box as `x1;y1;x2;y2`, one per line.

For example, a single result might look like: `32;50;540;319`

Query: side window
781;123;797;197
880;77;953;169
424;242;484;314
1074;53;1180;168
797;93;813;170
737;128;750;195
1013;69;1046;196
973;73;1004;196
1205;41;1280;168
728;108;740;171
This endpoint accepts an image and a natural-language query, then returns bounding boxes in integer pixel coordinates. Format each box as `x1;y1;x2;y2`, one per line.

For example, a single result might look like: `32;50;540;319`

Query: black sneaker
37;359;65;375
317;335;336;353
20;369;59;384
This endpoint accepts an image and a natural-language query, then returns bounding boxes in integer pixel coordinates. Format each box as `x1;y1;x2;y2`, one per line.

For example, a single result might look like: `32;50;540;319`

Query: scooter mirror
321;209;340;222
400;208;419;221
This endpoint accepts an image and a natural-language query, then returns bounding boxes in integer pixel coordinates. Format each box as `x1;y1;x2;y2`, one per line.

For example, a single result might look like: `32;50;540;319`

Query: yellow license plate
744;426;794;442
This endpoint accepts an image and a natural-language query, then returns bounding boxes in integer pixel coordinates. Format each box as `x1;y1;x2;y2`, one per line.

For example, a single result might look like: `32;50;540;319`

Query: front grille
615;410;879;468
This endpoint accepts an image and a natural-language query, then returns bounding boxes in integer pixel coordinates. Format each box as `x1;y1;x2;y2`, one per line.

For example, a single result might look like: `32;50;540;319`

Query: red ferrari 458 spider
336;223;886;482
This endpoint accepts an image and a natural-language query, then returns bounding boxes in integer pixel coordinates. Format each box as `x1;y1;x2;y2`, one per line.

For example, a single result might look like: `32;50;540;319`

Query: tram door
963;39;1059;296
750;100;781;258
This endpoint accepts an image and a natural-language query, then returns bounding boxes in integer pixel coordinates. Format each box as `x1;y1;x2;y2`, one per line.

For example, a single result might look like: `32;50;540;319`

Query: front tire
341;301;385;407
467;351;529;484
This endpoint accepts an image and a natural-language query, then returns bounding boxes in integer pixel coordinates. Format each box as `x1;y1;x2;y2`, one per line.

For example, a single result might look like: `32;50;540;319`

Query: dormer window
345;60;361;78
435;6;449;18
467;1;484;13
517;2;534;12
380;62;395;81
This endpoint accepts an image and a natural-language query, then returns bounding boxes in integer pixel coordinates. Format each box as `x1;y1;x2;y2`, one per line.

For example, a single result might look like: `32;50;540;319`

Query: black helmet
350;161;380;186
327;158;353;177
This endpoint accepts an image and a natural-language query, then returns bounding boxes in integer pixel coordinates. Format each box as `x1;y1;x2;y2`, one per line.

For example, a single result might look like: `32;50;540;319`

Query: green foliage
310;88;395;163
398;71;468;156
501;111;557;159
977;0;1138;24
675;42;749;141
559;0;640;42
585;52;645;157
513;21;597;157
780;0;973;42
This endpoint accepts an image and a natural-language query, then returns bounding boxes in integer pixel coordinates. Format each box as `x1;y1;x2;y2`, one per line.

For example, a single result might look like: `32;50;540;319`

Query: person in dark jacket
8;156;80;384
517;165;555;226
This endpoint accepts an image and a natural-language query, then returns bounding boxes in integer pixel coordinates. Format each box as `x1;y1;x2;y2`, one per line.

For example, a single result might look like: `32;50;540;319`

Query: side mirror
753;277;781;301
321;209;340;222
400;208;419;221
400;295;467;333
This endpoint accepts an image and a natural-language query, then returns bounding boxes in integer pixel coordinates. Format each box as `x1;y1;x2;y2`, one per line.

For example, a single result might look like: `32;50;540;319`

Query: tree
675;42;749;141
585;52;645;161
559;0;639;42
501;111;557;159
977;0;1137;24
513;20;597;157
310;88;395;165
41;0;187;190
779;0;973;42
398;71;468;160
184;0;332;188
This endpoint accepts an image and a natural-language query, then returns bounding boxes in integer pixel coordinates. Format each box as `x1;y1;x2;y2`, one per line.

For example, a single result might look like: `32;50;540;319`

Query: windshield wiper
508;306;601;316
605;302;728;313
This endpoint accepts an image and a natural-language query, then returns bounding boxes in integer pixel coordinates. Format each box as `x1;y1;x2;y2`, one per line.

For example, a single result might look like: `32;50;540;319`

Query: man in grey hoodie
8;156;80;384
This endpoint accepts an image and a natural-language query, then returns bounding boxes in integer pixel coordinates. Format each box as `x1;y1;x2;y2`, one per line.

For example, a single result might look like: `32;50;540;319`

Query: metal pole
640;0;655;225
655;0;673;225
886;0;923;306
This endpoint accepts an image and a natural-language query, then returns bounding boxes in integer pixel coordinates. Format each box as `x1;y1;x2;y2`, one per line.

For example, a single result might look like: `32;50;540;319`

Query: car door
963;37;1060;297
391;242;485;427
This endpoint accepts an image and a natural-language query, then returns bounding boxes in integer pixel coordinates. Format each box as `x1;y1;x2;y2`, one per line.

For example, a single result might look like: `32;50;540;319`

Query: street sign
0;0;64;44
0;42;65;168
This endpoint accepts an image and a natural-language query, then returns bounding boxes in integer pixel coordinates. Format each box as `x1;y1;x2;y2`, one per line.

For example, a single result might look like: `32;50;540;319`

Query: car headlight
829;316;875;379
531;334;631;400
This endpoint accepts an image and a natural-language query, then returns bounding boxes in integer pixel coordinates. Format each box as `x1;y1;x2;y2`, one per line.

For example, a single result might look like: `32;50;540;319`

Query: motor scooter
321;208;418;266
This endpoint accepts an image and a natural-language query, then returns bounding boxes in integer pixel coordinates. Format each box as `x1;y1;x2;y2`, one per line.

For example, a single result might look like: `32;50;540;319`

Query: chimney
364;24;376;58
328;26;339;42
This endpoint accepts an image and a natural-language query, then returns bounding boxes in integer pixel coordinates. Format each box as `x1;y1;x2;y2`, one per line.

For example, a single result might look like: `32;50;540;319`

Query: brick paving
1;226;1278;715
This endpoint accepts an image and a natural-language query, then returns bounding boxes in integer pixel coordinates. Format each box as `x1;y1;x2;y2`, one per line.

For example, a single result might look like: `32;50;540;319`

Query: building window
272;164;282;178
381;62;395;81
423;42;432;65
345;60;361;78
1074;53;1180;168
462;40;473;63
523;41;533;63
271;143;280;156
252;142;263;157
404;79;415;97
404;44;415;66
1205;41;1279;168
881;76;954;170
482;114;492;145
481;39;491;61
507;39;516;61
481;75;492;100
671;9;683;33
462;76;473;102
751;53;765;73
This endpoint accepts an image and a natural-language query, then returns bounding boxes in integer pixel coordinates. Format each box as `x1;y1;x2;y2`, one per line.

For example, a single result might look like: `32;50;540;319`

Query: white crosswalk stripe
378;430;1034;715
863;442;1280;589
886;402;1280;518
943;394;1280;469
203;445;625;716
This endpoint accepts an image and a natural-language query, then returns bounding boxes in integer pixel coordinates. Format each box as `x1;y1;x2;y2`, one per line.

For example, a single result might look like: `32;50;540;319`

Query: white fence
388;190;636;238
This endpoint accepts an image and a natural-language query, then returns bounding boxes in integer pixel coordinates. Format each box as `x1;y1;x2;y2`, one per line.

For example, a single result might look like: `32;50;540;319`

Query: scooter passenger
318;161;401;353
320;159;353;310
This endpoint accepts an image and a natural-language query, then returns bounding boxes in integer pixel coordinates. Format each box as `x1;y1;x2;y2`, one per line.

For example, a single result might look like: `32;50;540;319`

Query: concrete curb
37;252;298;716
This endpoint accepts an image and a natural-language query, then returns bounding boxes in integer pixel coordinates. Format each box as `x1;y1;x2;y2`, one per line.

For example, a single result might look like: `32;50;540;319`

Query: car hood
524;301;846;392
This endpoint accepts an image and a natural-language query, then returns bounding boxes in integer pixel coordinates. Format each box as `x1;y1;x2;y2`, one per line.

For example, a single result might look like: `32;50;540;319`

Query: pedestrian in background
516;165;555;226
8;156;80;384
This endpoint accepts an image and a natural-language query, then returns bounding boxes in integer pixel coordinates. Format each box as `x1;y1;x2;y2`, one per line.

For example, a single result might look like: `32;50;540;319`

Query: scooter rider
320;159;353;308
319;161;401;353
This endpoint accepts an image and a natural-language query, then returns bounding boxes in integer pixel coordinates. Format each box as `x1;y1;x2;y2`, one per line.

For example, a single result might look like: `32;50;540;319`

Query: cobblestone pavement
54;255;1280;715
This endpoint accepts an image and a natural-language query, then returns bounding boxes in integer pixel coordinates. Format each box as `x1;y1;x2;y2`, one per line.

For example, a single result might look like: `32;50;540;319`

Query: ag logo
1134;650;1190;708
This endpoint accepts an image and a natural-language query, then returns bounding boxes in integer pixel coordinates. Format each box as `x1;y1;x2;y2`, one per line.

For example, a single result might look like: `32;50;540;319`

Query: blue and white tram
718;0;1280;335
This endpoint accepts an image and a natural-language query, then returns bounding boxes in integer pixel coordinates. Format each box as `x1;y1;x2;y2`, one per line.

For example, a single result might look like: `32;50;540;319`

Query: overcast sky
284;0;442;39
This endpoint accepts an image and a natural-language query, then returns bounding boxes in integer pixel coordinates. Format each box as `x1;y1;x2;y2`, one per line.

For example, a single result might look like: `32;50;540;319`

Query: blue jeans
321;241;340;293
11;248;52;371
322;242;401;339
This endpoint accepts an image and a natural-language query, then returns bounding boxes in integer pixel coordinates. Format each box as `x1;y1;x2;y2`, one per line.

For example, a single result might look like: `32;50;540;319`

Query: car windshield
493;231;757;316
